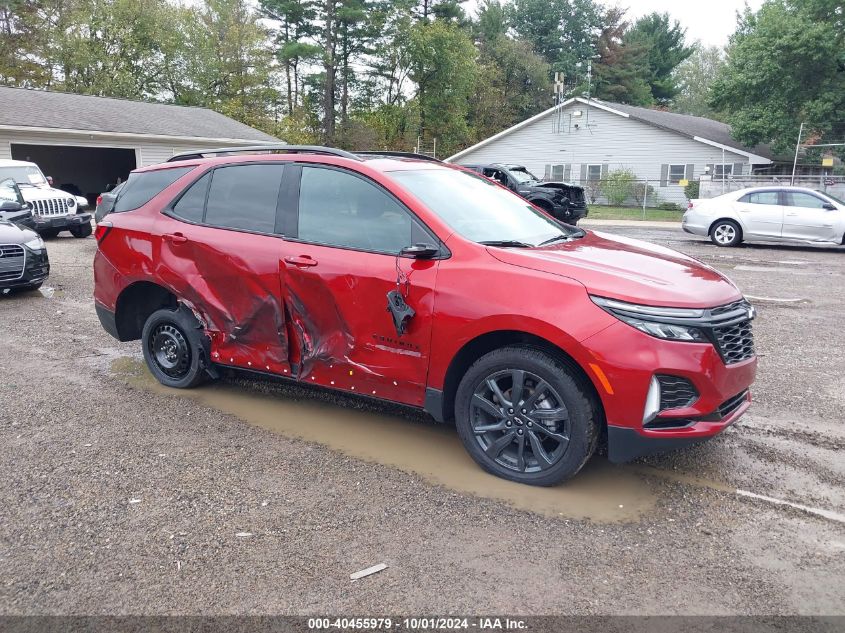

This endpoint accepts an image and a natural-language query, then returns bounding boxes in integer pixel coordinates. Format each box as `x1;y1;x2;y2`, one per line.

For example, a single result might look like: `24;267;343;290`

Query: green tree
710;0;845;156
591;8;651;105
407;19;477;155
510;0;602;77
602;168;636;205
623;12;693;105
672;45;726;118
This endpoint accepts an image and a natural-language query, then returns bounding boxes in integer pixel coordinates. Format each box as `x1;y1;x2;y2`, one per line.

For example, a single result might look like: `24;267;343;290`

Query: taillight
95;221;112;244
687;200;694;209
96;195;103;207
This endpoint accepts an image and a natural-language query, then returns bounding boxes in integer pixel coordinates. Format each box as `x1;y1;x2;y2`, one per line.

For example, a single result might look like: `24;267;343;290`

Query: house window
587;165;603;181
714;164;732;177
668;164;687;184
551;165;564;181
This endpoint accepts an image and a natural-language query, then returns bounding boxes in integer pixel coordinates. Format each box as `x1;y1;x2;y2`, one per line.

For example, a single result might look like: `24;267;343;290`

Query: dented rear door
279;164;440;408
155;163;292;374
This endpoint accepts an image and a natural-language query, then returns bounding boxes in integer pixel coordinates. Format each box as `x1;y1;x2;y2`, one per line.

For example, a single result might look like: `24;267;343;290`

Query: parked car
0;177;36;230
461;163;589;224
0;178;49;293
0;160;93;238
684;186;845;247
57;183;91;210
94;146;756;486
94;181;126;223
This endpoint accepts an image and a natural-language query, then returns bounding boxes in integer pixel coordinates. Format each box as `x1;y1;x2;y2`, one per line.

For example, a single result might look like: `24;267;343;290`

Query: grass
586;205;684;222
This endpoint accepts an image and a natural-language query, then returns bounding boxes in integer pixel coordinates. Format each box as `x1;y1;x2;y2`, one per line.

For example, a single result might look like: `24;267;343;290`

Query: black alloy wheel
470;368;570;474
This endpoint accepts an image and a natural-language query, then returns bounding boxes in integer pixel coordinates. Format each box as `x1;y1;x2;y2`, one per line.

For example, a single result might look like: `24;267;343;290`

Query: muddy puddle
112;357;658;522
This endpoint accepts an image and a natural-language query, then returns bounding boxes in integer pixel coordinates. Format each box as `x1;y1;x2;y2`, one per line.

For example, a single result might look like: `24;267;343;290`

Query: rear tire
70;222;92;238
454;346;598;486
710;219;742;247
142;307;210;389
40;229;60;239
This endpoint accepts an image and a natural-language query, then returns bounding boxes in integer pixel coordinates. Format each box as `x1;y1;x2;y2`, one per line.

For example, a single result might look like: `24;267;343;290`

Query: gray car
683;186;845;247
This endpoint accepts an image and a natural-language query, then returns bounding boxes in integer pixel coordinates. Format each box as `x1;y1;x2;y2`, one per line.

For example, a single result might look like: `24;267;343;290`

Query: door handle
284;255;318;267
164;233;188;244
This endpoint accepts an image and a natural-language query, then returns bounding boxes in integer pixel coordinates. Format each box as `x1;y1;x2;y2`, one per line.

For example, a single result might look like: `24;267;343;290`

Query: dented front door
281;164;440;407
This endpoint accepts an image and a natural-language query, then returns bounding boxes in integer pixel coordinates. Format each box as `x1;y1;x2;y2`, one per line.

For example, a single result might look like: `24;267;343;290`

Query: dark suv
462;163;588;224
94;145;756;486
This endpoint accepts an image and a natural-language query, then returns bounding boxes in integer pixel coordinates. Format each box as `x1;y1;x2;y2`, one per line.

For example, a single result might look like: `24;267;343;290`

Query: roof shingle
0;86;277;142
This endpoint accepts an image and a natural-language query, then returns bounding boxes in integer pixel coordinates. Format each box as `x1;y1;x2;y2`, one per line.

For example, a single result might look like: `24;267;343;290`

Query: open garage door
11;144;136;207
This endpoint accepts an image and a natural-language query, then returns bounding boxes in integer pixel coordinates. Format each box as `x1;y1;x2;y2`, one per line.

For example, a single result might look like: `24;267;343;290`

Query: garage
0;86;278;205
11;143;136;207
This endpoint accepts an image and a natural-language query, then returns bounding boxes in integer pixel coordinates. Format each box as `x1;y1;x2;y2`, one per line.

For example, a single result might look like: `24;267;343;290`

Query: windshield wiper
479;239;533;248
538;233;571;246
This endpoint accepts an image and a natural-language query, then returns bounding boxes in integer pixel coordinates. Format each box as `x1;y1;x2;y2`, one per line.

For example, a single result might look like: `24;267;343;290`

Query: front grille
713;320;755;364
0;244;26;281
657;374;699;409
31;198;72;217
718;390;748;418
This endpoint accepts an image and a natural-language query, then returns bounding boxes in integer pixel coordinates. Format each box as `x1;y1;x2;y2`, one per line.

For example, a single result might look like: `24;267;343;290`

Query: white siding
454;104;751;205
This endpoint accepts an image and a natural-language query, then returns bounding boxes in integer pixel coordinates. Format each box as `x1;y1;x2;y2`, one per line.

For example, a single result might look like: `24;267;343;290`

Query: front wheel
141;307;210;388
454;346;599;486
710;220;742;247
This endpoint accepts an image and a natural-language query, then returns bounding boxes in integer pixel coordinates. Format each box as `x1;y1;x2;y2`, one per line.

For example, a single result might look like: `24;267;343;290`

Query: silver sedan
682;186;845;247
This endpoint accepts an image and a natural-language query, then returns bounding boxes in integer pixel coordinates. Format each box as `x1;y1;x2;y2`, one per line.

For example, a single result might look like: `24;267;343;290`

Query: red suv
94;146;757;486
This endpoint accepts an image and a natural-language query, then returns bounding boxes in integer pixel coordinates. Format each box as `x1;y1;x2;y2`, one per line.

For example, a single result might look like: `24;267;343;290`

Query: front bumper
552;203;588;224
580;321;757;462
0;247;49;289
33;212;92;232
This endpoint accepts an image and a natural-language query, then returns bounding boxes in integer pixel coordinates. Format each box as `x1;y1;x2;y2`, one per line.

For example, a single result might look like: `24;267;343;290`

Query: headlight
591;296;709;342
67;197;76;207
24;236;45;251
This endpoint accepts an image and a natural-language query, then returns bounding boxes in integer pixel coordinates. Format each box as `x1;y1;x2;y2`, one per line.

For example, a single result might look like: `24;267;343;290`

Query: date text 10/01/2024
307;617;528;630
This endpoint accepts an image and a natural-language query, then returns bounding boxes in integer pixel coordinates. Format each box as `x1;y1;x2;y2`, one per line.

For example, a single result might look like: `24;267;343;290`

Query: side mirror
822;203;836;211
0;200;23;212
400;243;439;259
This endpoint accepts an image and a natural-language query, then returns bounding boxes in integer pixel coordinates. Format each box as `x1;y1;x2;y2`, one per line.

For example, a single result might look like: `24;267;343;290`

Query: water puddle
112;358;658;522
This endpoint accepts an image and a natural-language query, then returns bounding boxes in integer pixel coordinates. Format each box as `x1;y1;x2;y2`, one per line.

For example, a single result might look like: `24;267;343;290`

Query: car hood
0;219;36;243
486;230;742;308
19;186;75;202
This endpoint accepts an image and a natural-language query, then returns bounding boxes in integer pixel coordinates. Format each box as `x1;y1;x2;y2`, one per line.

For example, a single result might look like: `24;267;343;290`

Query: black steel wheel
455;346;599;486
141;307;209;388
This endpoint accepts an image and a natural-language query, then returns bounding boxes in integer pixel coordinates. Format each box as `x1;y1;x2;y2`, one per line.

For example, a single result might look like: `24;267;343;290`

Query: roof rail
355;151;443;163
167;144;363;163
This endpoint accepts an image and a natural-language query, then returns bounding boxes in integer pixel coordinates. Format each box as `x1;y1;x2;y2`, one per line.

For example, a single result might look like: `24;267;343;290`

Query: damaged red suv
94;146;757;486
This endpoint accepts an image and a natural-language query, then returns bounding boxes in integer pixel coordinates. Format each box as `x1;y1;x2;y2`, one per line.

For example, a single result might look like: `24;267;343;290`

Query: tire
710;219;742;247
454;346;599;486
40;229;60;239
141;307;210;389
70;222;93;238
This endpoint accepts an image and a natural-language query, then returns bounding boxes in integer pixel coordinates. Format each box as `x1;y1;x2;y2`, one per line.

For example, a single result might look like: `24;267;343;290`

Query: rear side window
171;173;210;223
113;167;193;213
204;164;284;233
740;191;779;205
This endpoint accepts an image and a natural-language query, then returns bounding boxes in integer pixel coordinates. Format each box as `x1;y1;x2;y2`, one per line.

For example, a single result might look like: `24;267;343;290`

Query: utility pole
791;122;804;186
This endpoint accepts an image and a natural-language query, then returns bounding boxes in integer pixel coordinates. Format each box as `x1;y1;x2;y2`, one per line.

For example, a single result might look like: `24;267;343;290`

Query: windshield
0;177;24;204
390;168;580;247
818;191;845;205
509;168;537;184
0;165;47;187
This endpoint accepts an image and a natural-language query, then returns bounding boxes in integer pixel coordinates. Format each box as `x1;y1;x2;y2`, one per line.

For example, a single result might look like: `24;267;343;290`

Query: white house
0;86;277;204
448;97;776;205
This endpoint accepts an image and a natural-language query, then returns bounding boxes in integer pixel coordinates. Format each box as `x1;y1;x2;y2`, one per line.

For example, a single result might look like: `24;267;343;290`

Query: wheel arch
434;329;606;427
114;281;178;341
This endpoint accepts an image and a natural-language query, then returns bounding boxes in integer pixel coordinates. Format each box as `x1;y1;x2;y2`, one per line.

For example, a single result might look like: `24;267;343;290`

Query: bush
684;180;700;200
585;179;602;204
657;202;683;212
631;181;656;207
602;168;636;206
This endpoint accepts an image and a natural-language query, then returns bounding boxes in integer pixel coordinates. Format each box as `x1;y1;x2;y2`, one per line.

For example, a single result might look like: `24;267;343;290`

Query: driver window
297;166;416;254
784;192;827;209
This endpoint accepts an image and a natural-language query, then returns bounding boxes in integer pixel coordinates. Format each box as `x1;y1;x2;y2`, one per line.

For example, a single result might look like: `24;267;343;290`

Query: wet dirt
111;357;658;523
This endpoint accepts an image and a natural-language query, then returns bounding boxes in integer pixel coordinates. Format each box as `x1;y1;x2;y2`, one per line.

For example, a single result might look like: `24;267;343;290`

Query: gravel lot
0;225;843;616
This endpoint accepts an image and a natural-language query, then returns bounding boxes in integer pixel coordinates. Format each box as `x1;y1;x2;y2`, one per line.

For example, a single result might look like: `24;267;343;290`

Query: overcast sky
602;0;765;47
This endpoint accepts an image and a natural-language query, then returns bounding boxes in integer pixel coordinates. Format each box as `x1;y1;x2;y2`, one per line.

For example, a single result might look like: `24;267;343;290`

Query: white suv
0;159;93;238
683;186;845;247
